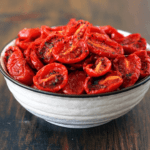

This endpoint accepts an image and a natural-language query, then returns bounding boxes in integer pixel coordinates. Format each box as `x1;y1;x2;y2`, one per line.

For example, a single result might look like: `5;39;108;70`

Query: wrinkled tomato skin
4;46;22;65
117;34;146;54
15;38;31;51
87;33;124;58
85;25;105;35
30;48;44;71
52;38;89;64
84;72;123;94
33;63;68;92
38;34;64;64
40;25;66;39
62;71;86;95
113;53;141;88
18;28;41;41
99;25;124;40
65;19;90;37
7;51;35;86
134;50;150;78
84;57;111;77
25;43;44;70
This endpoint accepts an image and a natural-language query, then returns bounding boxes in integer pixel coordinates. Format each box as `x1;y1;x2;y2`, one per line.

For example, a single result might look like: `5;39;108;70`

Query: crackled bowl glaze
0;30;150;128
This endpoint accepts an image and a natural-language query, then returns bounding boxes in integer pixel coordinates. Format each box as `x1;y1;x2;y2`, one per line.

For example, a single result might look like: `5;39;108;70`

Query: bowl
0;30;150;128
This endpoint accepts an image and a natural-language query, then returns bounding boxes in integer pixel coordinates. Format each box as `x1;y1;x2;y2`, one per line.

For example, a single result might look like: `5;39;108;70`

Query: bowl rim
0;37;150;98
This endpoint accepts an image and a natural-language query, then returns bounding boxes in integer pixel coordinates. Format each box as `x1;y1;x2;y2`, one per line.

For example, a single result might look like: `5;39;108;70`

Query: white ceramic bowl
0;30;150;128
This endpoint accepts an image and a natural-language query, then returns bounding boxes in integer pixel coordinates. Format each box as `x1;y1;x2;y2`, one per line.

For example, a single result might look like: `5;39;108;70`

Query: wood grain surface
0;0;150;149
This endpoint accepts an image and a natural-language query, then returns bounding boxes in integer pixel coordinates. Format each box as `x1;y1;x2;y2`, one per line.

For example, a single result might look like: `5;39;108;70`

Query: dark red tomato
73;23;89;42
62;71;86;95
134;50;150;78
117;33;141;44
87;33;124;58
7;51;35;85
117;33;146;54
33;63;68;92
113;53;141;88
65;19;90;37
84;57;111;77
99;25;124;41
4;46;22;65
85;25;105;35
18;28;41;42
30;48;44;71
132;37;147;51
52;37;89;64
38;34;64;64
15;38;31;51
25;43;44;70
40;25;66;39
84;72;123;94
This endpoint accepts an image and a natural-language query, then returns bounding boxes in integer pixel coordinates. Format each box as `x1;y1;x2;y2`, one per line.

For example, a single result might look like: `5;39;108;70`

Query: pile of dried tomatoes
4;19;150;95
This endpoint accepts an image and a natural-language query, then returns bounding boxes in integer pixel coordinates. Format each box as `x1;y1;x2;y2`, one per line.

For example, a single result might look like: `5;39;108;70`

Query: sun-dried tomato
87;33;124;58
85;25;105;35
18;28;41;42
62;71;86;94
113;53;141;88
4;46;22;65
24;43;44;70
84;71;123;94
134;50;150;78
40;25;66;39
84;56;111;77
15;38;31;51
100;25;124;41
52;37;89;64
33;63;68;92
65;19;90;37
117;33;146;54
7;50;35;85
38;33;64;64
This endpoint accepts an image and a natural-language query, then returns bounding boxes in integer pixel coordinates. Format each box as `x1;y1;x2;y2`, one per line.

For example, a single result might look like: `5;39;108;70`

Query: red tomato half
62;71;86;95
38;34;64;64
134;50;150;78
7;51;35;85
18;28;41;42
84;72;123;94
87;33;124;58
15;38;31;51
65;19;90;37
52;38;89;64
40;25;66;39
25;43;44;70
84;57;111;77
4;46;22;65
99;25;124;41
33;63;68;92
85;25;105;35
113;53;141;88
117;34;146;54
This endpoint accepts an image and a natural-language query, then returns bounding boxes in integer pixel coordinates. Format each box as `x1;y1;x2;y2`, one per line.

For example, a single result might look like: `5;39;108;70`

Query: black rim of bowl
0;39;150;98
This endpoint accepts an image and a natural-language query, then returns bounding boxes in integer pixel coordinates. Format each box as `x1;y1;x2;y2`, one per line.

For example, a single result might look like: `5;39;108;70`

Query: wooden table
0;0;150;149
